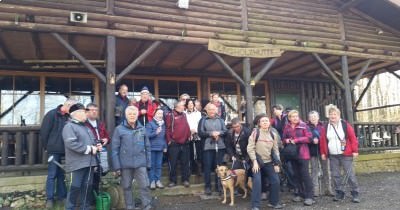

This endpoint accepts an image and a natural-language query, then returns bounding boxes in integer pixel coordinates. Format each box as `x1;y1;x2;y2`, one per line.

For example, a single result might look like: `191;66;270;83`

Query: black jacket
40;105;69;154
225;126;251;160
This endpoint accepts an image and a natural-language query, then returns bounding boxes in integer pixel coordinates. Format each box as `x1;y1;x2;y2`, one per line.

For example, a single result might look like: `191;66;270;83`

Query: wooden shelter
0;0;400;172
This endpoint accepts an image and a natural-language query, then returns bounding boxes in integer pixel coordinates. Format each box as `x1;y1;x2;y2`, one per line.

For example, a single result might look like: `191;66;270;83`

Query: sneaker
183;181;190;188
333;191;345;201
351;191;360;203
168;182;176;188
205;188;212;195
292;196;302;202
267;203;284;209
150;181;156;190
156;180;164;189
304;198;314;206
45;200;54;209
261;192;268;200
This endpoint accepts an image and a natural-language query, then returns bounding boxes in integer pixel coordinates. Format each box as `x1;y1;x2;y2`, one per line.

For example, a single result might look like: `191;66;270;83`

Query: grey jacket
198;116;227;150
111;121;151;170
62;119;98;173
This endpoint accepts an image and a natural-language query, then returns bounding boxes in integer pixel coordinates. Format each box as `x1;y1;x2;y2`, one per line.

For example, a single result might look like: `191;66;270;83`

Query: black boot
333;190;345;201
351;191;360;203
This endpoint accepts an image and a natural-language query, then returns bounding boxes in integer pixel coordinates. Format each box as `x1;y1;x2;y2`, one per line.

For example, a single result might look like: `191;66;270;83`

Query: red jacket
165;110;191;144
136;100;158;124
319;120;358;157
282;121;312;160
85;120;110;144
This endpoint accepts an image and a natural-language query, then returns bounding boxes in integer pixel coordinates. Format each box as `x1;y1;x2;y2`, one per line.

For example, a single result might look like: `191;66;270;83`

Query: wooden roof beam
252;57;278;83
52;32;106;83
268;53;305;73
312;53;345;89
179;46;203;70
350;59;372;89
0;32;13;61
116;40;162;82
339;0;365;12
354;70;377;108
153;43;178;70
31;32;43;60
212;52;245;87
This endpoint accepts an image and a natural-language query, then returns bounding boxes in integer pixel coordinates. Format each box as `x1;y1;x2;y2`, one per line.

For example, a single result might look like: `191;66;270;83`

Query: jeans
168;143;190;183
66;167;94;210
329;155;359;193
150;151;164;182
291;159;313;199
46;153;67;201
202;149;225;190
121;167;151;209
251;163;280;208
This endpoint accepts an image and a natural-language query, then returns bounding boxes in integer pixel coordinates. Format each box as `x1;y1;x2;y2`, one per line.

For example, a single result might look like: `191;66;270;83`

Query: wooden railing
354;122;400;150
0;126;48;172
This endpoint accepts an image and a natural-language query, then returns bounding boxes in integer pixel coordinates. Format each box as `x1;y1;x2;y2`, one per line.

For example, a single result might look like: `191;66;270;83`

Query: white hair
308;110;320;118
125;106;138;115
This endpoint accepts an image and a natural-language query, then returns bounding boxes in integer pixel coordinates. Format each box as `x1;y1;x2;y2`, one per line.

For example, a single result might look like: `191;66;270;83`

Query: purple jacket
282;121;312;160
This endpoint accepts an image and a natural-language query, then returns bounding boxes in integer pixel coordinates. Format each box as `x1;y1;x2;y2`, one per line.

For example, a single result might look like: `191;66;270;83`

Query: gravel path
157;172;400;210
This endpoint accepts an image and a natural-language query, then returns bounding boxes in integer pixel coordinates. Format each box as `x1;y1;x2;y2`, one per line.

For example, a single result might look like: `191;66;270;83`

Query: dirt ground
157;172;400;210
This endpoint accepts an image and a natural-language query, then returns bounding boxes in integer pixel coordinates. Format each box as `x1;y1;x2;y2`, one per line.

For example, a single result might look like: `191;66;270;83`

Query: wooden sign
208;39;284;58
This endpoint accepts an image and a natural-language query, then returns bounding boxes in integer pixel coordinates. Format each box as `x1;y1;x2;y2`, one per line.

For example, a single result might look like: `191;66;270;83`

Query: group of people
40;83;360;210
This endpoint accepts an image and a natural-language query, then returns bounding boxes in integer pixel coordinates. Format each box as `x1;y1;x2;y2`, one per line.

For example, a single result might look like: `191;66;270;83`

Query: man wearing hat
136;86;157;126
62;103;102;210
40;98;76;208
115;84;130;126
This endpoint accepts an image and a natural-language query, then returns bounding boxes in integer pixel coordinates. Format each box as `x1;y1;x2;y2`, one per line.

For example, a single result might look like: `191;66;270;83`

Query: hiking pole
47;155;65;171
83;148;95;210
341;165;352;190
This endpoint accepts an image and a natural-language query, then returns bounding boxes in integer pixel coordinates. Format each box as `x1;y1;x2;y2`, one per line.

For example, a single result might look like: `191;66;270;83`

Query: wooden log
15;131;22;165
248;0;338;11
28;131;36;165
105;35;116;134
346;29;400;43
248;9;336;25
248;18;339;34
115;1;242;23
1;132;8;166
341;55;354;124
313;53;345;89
52;32;106;83
351;59;372;89
252;58;278;83
116;41;162;82
114;7;242;29
120;0;240;16
243;57;254;125
249;13;339;28
4;0;106;13
247;0;338;15
354;70;377;108
212;52;245;87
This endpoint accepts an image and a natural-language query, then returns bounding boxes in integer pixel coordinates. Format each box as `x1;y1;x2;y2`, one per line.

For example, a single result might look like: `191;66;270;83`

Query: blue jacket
111;120;151;170
145;120;167;151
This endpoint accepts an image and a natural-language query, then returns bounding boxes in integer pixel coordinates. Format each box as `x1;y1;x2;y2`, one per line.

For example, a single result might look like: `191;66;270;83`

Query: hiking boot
333;190;345;201
156;180;164;189
304;198;314;206
261;192;268;200
292;196;302;202
267;203;284;209
205;188;212;195
351;191;360;203
168;182;176;188
150;181;156;190
183;181;190;188
45;200;54;209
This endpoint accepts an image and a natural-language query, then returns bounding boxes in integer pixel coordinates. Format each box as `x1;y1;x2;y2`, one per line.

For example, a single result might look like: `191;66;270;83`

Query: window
45;77;94;114
158;80;198;109
0;76;40;125
253;83;267;116
210;80;239;122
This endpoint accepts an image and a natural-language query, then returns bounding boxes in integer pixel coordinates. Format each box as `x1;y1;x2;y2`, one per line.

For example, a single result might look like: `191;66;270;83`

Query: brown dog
216;165;249;206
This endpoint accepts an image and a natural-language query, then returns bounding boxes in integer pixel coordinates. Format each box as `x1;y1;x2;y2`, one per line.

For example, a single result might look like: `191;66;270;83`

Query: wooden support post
106;35;116;133
212;52;245;86
312;53;345;89
388;70;400;80
354;70;377;109
351;59;372;89
341;55;354;124
243;57;253;125
116;41;162;82
52;33;106;83
252;58;278;84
